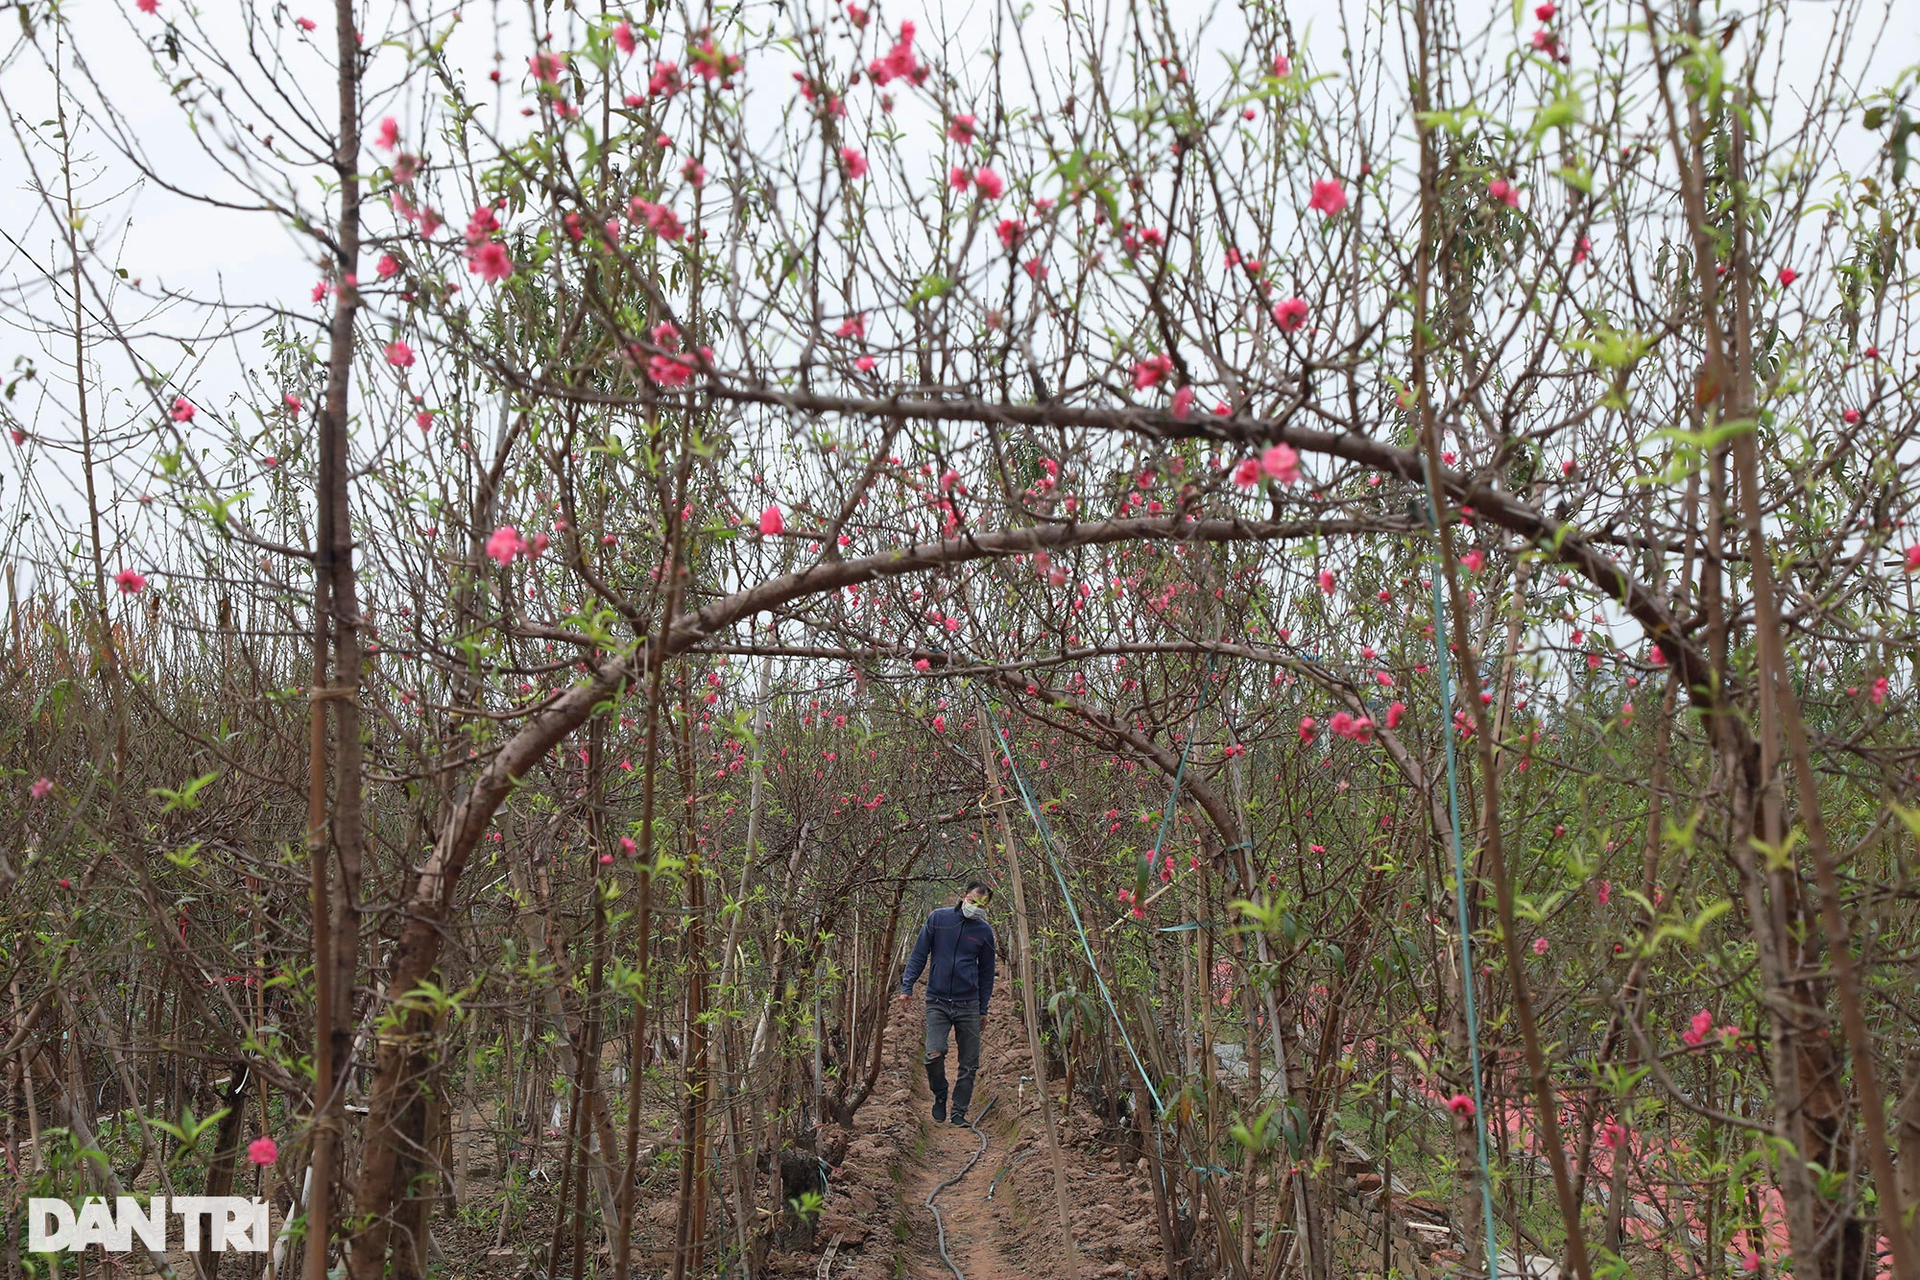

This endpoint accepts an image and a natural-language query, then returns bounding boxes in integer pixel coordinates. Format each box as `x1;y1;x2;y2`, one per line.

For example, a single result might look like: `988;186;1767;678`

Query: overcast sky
0;0;1914;598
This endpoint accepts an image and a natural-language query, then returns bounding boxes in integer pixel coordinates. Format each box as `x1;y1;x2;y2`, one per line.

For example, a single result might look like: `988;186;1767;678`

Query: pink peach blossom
485;525;520;565
1308;179;1347;215
1272;297;1309;332
1261;443;1300;484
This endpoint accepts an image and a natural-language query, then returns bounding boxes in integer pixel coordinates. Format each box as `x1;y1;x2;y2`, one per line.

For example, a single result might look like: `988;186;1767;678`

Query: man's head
960;880;993;909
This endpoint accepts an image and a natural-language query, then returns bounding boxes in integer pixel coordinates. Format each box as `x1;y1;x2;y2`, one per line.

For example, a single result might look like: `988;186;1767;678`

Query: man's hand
900;990;912;1012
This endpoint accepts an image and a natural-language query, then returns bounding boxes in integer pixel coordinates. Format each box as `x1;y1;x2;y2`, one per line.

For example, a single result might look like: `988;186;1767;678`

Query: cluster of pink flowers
1131;353;1173;390
628;198;686;242
1530;3;1569;61
485;525;550;566
867;22;928;86
1117;886;1144;918
643;321;710;389
1308;179;1347;216
1232;444;1303;487
391;188;442;238
464;204;514;283
794;74;847;119
648;353;695;387
1681;1008;1741;1047
1029;550;1069;587
948;165;1004;200
689;38;743;85
1328;711;1374;742
649;61;682;96
1119;224;1165;255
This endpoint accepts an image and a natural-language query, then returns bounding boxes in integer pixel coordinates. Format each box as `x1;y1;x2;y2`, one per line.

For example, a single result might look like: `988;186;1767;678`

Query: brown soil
811;1002;1169;1280
405;1001;1169;1279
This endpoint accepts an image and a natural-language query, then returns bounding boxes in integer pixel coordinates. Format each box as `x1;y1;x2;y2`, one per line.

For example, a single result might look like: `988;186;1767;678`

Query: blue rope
977;693;1165;1114
1421;455;1504;1280
1146;660;1214;865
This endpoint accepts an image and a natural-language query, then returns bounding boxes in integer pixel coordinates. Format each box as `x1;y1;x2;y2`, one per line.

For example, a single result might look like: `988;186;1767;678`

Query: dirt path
895;1004;1053;1280
813;999;1168;1280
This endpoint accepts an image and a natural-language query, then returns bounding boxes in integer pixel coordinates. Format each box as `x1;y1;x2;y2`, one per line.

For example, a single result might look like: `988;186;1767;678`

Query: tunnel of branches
5;0;1920;1278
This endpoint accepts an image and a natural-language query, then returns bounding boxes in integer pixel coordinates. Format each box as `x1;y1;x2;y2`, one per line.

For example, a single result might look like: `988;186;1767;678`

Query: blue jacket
902;905;996;1013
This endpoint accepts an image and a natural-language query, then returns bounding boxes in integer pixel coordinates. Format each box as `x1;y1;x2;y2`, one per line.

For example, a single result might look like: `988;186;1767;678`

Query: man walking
900;881;996;1125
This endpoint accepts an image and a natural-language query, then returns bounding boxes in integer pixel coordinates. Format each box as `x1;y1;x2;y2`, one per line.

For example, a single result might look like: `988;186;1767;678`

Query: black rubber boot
925;1059;949;1123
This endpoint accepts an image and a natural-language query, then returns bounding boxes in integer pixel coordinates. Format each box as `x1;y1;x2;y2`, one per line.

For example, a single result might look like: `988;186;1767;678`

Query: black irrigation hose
984;1148;1034;1201
925;1096;999;1280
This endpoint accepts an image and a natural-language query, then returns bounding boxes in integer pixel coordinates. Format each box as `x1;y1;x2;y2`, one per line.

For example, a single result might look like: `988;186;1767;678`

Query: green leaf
151;771;219;812
1566;325;1652;371
909;274;953;306
191;491;252;531
1531;93;1583;138
1414;108;1485;137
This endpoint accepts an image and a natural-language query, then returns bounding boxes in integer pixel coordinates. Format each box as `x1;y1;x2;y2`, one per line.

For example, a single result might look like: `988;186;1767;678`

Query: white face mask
961;901;987;921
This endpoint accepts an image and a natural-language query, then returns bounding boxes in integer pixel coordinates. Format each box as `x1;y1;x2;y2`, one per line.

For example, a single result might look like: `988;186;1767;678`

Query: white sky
0;0;1914;597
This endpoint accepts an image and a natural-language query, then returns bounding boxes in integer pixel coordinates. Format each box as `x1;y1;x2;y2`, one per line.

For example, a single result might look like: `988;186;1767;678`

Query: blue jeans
924;1002;982;1114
